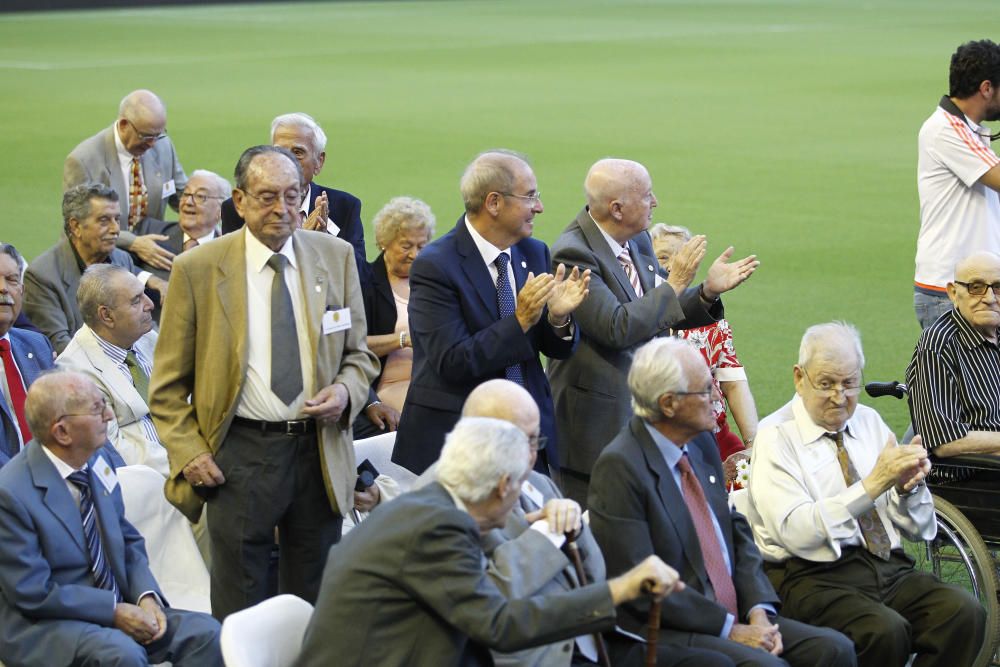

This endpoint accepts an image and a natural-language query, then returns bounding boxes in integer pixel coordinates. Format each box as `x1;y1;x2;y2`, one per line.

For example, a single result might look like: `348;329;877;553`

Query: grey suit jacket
484;471;606;667
548;208;722;476
22;237;138;354
63;125;187;249
295;481;617;667
0;441;163;667
57;326;168;476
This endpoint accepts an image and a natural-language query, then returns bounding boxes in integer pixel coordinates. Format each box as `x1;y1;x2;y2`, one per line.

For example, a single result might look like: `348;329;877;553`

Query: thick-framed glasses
499;191;542;205
954;281;1000;297
801;367;863;397
125;119;167;143
57;398;108;421
241;188;302;208
180;190;226;206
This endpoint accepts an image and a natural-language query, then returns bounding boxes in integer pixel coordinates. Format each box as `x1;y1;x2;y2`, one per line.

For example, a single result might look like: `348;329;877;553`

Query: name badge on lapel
323;307;351;334
95;456;119;494
161;179;176;199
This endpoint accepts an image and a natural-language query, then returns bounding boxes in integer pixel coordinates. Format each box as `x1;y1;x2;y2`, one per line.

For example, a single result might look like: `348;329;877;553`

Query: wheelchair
867;381;1000;667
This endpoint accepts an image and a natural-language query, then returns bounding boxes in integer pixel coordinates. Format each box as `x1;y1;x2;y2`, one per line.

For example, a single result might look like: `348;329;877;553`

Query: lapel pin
709;475;716;484
647;264;654;272
27;352;34;359
315;285;322;292
520;261;527;269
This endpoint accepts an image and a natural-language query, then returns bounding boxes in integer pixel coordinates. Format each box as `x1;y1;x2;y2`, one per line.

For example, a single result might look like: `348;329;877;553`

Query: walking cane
642;579;661;667
562;532;612;667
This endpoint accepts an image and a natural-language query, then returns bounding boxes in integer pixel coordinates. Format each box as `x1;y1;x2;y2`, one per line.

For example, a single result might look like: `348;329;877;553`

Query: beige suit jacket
149;229;378;522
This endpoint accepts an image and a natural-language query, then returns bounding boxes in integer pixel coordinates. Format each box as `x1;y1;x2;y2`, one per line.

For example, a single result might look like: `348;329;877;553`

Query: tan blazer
149;229;378;522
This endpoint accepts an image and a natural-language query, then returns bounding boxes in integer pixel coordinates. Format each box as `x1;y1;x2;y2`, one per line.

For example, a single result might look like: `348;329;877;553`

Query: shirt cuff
137;270;152;286
749;603;777;618
720;612;735;638
843;480;875;518
136;590;163;607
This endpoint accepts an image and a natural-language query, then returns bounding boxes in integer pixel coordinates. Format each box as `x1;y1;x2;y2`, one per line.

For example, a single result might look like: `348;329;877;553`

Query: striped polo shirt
906;308;1000;449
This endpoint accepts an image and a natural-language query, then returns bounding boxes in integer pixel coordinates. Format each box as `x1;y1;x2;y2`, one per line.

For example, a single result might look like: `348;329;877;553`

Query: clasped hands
114;595;167;645
863;434;932;499
515;263;591;332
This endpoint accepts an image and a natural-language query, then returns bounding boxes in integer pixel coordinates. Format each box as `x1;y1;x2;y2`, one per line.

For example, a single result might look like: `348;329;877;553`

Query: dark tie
0;338;30;452
828;431;892;560
676;453;738;615
267;254;303;404
67;470;123;602
182;238;198;252
124;349;149;404
493;253;524;385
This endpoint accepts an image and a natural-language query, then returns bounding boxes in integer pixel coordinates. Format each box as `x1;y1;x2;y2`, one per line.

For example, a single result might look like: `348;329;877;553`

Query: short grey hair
189;169;231;197
459;149;529;215
233;145;303;192
270;112;327;152
373;196;436;249
25;370;93;444
62;184;119;235
78;264;131;329
649;223;691;243
436;417;530;504
797;321;866;370
0;243;25;274
628;337;694;421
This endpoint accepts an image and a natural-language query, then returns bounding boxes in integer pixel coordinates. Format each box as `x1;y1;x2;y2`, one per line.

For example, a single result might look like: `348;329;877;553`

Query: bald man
64;89;188;273
907;251;1000;456
548;158;758;503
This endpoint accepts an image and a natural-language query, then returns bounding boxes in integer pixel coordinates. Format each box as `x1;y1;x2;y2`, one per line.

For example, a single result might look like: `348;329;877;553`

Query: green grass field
1;0;996;434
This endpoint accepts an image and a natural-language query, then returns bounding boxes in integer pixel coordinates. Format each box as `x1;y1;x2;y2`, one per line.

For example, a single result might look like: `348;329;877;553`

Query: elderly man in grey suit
548;158;759;504
23;184;167;354
64;89;187;274
57;265;168;476
0;370;221;667
296;416;685;667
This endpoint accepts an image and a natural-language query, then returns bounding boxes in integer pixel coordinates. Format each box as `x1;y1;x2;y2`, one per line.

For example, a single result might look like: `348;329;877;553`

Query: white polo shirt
915;105;1000;291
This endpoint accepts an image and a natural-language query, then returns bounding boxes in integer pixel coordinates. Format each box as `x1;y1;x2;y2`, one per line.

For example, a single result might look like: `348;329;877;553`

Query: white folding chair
220;594;314;667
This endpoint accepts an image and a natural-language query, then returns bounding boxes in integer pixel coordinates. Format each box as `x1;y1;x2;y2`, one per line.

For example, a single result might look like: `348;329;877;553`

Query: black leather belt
232;416;316;436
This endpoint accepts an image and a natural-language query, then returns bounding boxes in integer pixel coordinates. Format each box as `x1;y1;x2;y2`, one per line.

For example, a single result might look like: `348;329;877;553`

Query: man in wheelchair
907;251;1000;457
747;322;985;667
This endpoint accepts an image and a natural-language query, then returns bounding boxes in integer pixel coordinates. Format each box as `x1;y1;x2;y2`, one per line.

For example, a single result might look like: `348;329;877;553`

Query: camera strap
939;94;1000;142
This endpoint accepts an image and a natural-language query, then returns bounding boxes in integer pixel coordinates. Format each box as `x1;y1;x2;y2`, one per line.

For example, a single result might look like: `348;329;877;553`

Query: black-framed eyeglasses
57;398;108;421
954;281;1000;297
125;118;167;143
801;367;863;397
180;190;226;205
499;191;542;205
240;188;302;208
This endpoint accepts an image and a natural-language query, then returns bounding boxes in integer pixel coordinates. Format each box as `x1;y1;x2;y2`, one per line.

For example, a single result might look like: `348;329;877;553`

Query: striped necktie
618;248;643;297
67;470;123;601
127;158;148;230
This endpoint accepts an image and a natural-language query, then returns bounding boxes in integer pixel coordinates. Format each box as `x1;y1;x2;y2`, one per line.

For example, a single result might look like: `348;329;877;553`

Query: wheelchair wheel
906;496;1000;666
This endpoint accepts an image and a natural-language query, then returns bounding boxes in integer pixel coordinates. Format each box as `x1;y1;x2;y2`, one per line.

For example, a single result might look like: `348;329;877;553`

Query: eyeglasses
499;191;542;205
954;281;1000;297
674;386;716;397
57;398;109;421
125;119;167;143
528;434;548;451
241;188;302;208
801;367;863;397
180;190;226;205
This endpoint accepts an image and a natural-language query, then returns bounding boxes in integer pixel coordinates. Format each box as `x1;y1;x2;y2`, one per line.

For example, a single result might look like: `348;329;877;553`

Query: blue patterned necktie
67;470;123;601
494;253;524;385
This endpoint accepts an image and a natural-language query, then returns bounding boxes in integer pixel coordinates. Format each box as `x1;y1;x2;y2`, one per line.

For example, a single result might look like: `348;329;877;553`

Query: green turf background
1;0;996;434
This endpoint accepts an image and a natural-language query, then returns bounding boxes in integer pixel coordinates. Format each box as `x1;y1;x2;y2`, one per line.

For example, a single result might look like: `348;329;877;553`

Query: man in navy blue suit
220;112;367;273
392;150;590;475
0;243;54;466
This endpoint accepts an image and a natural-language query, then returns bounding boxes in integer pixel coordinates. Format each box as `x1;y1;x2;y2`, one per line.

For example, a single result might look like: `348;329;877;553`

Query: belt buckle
285;420;309;436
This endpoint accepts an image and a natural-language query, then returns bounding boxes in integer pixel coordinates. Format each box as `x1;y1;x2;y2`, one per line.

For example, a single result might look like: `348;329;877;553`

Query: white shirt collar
112;123;134;166
300;184;312;217
183;229;218;246
41;444;86;480
591;210;629;258
790;394;856;445
464;215;509;267
245;227;297;273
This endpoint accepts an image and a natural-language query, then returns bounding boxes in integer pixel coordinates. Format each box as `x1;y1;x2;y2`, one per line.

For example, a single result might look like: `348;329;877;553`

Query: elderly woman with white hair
649;223;759;466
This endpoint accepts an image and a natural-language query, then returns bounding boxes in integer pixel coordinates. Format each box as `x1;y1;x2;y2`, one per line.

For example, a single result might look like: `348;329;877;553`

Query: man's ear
609;200;624;222
657;393;675;419
314;151;326;176
946;281;959;305
793;365;805;396
232;188;247;219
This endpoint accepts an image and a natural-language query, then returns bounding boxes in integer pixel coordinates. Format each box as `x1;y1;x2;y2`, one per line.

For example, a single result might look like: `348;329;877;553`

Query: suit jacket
295;481;616;667
0;441;163;667
22;237;138;354
148;229;378;522
548;208;722;476
57;326;168;476
588;417;779;641
63;125;187;249
484;471;606;667
0;328;54;465
392;216;578;474
221;181;367;276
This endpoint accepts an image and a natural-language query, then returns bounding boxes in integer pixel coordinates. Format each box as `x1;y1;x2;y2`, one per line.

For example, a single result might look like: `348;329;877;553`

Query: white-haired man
589;337;855;667
748;322;984;667
64;89;188;273
297;416;684;667
220;112;366;271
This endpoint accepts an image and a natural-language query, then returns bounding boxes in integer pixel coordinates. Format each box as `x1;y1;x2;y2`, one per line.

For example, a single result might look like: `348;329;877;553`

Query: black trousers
207;421;342;620
767;548;985;667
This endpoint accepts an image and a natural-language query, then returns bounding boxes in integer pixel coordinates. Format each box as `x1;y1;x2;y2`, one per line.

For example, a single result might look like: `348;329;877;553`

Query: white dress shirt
748;396;936;563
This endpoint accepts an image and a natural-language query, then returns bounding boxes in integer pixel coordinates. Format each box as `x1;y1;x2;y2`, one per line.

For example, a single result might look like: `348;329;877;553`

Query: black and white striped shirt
906;309;1000;449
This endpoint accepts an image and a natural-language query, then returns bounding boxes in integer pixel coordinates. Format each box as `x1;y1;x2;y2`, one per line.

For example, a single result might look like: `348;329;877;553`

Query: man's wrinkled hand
303;383;350;422
546;264;590;322
130;234;175;271
365;402;400;432
524;498;582;535
514;272;555;332
113;602;160;644
354;484;381;512
702;247;759;300
666;235;706;294
182;452;225;488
